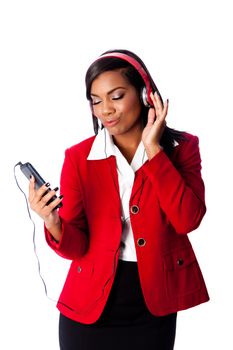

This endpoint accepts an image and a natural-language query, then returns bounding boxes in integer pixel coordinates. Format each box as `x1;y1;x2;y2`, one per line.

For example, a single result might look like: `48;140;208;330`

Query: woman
29;49;209;349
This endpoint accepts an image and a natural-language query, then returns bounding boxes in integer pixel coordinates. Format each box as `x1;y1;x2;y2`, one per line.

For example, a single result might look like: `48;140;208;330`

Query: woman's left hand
142;91;169;160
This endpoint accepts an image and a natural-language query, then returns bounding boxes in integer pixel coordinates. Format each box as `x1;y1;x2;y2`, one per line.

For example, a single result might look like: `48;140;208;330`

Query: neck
112;127;142;163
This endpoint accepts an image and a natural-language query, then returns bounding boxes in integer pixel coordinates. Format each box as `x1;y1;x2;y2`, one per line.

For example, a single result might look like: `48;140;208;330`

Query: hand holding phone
20;162;62;210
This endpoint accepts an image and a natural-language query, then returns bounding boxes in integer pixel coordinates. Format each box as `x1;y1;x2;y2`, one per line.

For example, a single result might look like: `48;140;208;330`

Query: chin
106;128;124;136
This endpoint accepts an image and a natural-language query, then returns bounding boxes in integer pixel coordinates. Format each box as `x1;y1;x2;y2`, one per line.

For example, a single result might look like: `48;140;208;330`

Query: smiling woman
28;49;209;350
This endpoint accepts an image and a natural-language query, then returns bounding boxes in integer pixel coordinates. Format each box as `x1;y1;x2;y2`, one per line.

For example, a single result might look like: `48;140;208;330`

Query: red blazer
45;132;209;324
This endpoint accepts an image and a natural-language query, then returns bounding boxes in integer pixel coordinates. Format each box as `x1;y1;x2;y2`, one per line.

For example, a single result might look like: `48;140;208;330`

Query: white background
1;0;232;348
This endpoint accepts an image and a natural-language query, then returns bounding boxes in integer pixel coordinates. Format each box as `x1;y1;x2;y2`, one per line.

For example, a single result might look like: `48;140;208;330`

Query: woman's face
90;70;142;137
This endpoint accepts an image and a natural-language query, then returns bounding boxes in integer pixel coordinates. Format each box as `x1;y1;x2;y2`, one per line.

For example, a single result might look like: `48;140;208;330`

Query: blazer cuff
44;219;65;251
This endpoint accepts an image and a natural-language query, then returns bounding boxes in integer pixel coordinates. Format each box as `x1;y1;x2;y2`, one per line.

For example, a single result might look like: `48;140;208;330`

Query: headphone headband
96;52;153;106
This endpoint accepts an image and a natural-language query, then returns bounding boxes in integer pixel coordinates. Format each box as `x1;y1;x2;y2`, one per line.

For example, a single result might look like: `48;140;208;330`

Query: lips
104;118;120;127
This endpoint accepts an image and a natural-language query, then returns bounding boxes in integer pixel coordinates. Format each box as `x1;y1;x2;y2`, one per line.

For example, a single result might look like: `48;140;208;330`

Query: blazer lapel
87;156;121;213
131;166;148;201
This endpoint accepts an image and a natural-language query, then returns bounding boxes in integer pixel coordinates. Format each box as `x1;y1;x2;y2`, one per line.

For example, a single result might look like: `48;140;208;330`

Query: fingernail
45;182;50;187
167;98;169;103
59;195;64;199
53;187;59;192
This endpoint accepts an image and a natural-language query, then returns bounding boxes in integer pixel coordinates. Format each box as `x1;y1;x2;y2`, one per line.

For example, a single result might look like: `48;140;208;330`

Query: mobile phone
20;162;62;209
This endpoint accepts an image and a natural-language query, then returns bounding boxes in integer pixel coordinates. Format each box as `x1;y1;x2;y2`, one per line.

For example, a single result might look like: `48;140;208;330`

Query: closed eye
112;94;124;100
91;100;101;105
91;94;124;105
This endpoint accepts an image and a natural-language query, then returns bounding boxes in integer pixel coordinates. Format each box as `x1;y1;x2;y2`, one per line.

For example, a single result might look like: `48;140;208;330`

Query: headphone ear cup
141;86;151;108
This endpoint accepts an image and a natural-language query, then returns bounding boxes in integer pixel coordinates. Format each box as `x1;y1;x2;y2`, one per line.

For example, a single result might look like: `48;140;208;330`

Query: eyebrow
90;86;126;97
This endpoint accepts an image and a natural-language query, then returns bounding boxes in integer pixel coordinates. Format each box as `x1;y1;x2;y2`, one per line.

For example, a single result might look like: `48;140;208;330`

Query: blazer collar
87;128;149;171
87;128;115;160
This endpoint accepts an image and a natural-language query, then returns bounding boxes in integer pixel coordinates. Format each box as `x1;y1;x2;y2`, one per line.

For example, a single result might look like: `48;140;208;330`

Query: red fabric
45;132;209;324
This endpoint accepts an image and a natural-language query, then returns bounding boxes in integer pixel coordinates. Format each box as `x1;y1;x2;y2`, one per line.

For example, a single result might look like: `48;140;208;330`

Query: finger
38;188;57;208
29;175;36;201
40;194;63;216
31;194;53;213
29;182;50;208
36;182;51;199
150;92;163;113
40;187;59;203
154;97;169;125
160;98;169;122
147;108;156;125
47;194;63;212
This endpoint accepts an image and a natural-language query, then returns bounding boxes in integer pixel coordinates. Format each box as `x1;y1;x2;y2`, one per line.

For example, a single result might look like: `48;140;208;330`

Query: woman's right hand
28;176;63;242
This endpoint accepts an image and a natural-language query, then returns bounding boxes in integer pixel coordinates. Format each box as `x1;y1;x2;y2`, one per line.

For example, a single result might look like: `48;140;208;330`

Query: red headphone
96;52;154;107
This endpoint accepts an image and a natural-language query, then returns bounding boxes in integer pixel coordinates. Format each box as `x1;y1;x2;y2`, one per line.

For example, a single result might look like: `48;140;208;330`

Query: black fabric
59;260;177;350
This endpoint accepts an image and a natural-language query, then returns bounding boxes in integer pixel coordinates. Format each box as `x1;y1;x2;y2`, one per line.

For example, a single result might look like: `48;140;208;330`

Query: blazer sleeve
44;147;89;260
142;134;206;234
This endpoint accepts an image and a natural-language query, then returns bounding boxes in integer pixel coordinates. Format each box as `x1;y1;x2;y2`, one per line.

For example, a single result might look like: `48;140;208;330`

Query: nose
101;99;115;116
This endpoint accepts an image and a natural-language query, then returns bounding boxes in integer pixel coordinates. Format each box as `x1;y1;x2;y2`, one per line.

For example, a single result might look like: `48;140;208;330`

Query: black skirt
59;260;177;350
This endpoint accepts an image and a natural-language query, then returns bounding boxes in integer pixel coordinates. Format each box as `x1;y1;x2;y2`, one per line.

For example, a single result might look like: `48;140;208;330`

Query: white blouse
87;128;148;261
